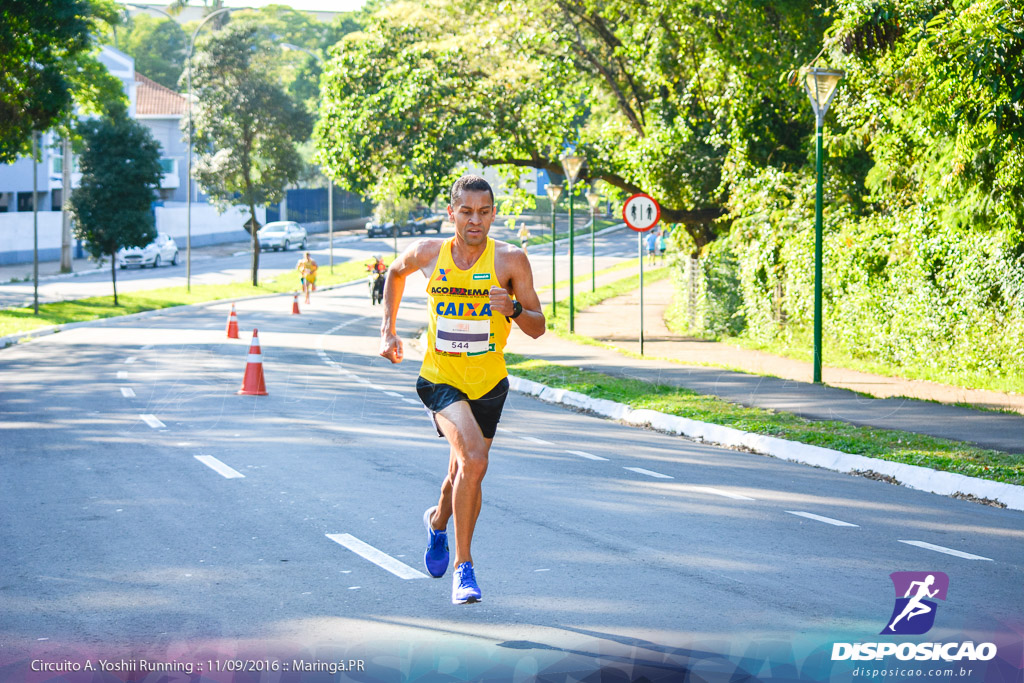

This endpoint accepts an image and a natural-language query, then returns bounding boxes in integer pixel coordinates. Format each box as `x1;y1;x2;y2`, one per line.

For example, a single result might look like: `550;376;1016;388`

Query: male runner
379;175;545;604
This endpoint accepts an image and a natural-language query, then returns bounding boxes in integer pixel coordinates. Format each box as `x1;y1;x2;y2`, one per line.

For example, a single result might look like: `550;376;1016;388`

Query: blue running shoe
452;562;482;604
423;506;449;578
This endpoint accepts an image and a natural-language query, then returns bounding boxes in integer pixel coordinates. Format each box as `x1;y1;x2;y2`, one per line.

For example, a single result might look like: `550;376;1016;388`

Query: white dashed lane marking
194;455;245;479
124;357;136;364
566;449;608;461
692;487;756;501
402;398;421;405
383;391;403;398
120;387;136;398
326;534;428;579
520;436;554;446
786;511;859;527
117;371;128;379
140;414;165;429
624;467;673;479
899;540;993;561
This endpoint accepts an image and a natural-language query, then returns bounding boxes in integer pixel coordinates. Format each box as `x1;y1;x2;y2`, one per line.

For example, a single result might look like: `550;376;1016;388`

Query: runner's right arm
379;239;442;364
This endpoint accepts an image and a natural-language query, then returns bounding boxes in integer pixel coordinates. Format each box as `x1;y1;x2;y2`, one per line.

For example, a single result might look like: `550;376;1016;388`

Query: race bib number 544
435;316;490;354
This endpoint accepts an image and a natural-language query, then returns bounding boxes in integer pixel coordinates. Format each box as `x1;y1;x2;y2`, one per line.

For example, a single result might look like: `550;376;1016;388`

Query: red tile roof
135;72;187;116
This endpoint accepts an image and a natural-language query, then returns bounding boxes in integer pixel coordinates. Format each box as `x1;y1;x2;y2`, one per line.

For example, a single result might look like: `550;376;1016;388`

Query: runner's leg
433;401;491;567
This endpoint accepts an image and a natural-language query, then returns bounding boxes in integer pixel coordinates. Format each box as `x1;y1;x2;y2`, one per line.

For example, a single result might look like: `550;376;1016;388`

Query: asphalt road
1;272;1021;682
0;222;632;310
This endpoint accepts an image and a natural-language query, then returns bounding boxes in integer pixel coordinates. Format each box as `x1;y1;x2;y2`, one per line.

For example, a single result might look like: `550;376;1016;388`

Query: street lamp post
279;42;332;273
560;154;584;333
32;131;39;315
801;66;844;384
545;183;564;317
586;187;602;292
187;7;233;293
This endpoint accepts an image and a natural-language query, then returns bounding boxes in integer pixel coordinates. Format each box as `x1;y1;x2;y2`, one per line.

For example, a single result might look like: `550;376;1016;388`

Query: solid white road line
116;371;128;379
140;414;165;429
899;540;993;561
325;534;428;580
521;436;553;446
566;449;609;461
693;487;756;501
624;467;673;479
120;387;136;398
194;455;245;479
786;511;859;527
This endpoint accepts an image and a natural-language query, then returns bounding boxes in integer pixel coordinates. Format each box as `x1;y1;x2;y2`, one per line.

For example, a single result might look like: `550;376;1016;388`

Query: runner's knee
458;450;488;482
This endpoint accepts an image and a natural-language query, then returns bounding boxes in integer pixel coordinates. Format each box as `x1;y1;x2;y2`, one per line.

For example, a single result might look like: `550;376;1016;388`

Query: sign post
622;193;660;355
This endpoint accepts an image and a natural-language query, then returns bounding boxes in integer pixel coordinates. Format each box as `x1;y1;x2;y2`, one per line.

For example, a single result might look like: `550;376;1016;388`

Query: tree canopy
189;20;311;285
315;0;828;250
116;14;187;91
0;0;125;162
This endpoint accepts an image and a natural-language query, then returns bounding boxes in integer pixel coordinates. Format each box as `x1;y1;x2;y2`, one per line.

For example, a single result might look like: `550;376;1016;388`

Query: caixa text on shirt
434;301;493;317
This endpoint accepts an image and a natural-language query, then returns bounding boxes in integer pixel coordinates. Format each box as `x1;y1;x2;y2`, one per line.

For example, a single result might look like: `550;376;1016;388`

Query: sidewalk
509;274;1024;455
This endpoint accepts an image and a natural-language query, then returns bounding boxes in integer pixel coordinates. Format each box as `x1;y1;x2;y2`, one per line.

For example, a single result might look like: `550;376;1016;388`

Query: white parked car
116;233;179;269
258;221;307;251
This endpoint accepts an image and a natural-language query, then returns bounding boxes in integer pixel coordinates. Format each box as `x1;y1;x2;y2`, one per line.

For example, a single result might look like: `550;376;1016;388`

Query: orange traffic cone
225;303;239;339
237;328;268;396
292;293;301;315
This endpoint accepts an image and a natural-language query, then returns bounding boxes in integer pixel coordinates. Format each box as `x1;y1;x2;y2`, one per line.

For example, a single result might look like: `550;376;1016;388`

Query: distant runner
379;175;545;604
296;252;318;304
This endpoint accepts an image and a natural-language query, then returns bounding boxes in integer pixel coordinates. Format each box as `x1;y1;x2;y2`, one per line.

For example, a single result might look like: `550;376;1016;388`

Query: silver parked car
258;221;307;251
116;232;179;269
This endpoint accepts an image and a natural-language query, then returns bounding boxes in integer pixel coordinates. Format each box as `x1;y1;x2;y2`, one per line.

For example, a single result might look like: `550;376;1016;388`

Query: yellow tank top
420;238;511;399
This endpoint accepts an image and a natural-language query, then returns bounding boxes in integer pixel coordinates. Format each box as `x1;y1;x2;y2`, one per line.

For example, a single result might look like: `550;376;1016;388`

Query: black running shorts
416;376;510;439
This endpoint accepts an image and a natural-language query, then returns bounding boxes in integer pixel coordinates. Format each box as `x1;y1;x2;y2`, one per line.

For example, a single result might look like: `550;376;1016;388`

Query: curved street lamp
801;66;844;384
560;154;584;332
545;182;564;317
186;7;233;292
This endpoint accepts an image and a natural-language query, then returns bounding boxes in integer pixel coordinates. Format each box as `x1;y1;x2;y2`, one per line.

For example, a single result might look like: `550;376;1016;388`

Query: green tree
0;0;124;163
69;112;163;305
189;21;310;286
119;14;187;90
315;0;827;252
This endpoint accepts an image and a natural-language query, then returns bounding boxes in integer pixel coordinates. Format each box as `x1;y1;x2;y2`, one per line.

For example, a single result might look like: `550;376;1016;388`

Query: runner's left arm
491;249;545;339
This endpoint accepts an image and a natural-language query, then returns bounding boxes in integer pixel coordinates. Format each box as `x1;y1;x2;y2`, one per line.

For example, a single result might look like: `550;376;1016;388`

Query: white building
0;46;260;265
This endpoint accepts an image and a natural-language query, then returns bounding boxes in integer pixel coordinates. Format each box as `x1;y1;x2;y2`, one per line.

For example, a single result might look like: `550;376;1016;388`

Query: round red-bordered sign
622;193;660;232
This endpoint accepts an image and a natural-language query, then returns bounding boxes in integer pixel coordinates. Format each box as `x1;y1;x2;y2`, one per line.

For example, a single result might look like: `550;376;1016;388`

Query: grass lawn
505;353;1023;488
513;265;1023;489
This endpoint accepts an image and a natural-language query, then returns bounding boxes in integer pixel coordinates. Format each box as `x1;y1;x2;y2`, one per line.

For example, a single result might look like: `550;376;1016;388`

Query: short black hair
450;174;494;208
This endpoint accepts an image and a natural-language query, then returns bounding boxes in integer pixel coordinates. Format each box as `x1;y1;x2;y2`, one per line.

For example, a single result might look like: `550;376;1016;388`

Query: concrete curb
507;375;1024;512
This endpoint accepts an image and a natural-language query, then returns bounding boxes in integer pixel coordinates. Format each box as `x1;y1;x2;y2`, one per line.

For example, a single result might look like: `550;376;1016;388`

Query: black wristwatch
510;299;523;319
